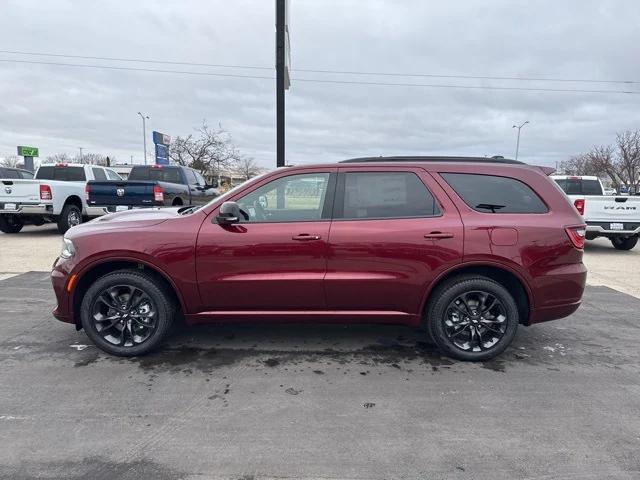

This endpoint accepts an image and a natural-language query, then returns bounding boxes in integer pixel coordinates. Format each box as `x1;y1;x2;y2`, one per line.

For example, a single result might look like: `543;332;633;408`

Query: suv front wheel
80;270;176;356
427;275;519;361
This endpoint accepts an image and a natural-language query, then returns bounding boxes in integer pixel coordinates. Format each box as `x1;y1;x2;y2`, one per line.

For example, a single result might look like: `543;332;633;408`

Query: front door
196;170;336;311
324;168;463;318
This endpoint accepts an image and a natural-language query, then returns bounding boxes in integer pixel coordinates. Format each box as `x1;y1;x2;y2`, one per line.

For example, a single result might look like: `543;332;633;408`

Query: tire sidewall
611;236;637;250
58;205;82;234
80;271;174;356
428;277;519;361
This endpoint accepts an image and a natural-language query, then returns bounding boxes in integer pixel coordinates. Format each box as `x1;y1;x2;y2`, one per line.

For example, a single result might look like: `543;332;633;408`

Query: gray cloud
0;0;639;168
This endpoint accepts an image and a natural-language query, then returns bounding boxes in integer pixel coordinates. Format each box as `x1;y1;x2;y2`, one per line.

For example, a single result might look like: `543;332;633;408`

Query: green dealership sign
17;145;39;157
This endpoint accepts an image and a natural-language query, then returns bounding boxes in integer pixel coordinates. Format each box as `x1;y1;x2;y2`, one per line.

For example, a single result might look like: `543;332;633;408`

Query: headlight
60;238;76;259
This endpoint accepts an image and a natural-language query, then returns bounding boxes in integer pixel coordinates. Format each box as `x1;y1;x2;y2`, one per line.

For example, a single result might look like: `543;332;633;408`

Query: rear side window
336;172;440;219
35;166;86;181
129;167;182;183
554;178;603;196
92;168;107;181
0;168;20;179
442;173;548;214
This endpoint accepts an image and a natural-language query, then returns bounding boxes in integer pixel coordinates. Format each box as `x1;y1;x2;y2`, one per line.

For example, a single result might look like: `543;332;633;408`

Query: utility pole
137;112;149;165
275;0;286;168
512;121;529;161
78;147;84;162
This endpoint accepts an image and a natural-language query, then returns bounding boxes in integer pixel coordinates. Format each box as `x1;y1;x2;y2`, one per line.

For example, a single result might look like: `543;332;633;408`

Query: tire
57;204;82;234
611;236;638;251
426;275;519;361
0;214;24;233
80;270;177;356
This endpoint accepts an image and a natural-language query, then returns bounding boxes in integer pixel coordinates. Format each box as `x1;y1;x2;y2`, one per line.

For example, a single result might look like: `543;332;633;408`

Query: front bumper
0;203;52;215
51;264;75;325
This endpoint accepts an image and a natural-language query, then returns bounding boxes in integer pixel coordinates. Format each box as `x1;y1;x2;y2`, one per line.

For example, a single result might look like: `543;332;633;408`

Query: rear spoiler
534;165;556;176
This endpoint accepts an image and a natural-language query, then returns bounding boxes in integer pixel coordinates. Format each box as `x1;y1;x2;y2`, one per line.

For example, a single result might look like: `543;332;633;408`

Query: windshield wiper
475;203;506;213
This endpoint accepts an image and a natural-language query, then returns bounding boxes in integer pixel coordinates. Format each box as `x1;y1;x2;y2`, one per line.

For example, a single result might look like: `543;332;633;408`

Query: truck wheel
611;236;638;251
57;204;82;234
426;275;519;361
80;270;176;356
0;214;24;233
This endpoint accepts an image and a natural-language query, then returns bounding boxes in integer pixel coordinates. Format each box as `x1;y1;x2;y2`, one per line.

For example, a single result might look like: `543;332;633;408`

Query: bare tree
169;121;241;177
559;154;604;176
234;156;264;180
46;153;72;164
0;155;22;168
615;130;640;192
585;144;620;190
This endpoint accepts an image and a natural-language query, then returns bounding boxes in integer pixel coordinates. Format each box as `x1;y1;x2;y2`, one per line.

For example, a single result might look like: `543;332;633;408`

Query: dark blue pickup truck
86;165;219;214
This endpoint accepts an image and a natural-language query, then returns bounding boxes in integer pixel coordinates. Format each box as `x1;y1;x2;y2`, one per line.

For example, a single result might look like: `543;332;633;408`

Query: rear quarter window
441;173;548;214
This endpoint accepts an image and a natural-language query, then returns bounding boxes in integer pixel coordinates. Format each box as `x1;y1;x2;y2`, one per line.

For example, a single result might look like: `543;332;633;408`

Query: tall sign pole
275;0;286;168
275;0;290;168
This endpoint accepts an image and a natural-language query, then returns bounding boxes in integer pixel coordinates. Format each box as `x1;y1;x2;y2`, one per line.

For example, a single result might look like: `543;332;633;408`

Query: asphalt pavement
0;272;639;479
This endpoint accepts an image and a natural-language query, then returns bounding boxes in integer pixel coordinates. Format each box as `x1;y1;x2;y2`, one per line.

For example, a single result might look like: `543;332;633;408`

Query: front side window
236;173;331;223
442;173;547;214
105;169;122;180
185;169;199;185
336;172;440;219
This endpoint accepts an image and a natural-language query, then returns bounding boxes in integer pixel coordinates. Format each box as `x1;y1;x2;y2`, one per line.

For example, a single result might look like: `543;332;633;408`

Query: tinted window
19;170;34;179
35;166;86;181
185;169;198;185
237;173;330;223
442;173;548;214
554;178;602;196
105;169;122;180
92;168;107;181
337;172;439;219
129;167;182;183
0;168;20;179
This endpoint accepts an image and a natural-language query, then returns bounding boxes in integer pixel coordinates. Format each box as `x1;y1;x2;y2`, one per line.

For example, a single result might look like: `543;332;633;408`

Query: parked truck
552;175;640;250
85;165;219;214
0;163;122;234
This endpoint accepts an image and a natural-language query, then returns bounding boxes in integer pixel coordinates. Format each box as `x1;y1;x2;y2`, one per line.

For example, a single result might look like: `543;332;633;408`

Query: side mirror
215;201;247;225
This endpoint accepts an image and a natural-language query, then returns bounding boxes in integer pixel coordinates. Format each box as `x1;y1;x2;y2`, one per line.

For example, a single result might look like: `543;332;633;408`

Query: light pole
78;147;84;162
512;121;529;161
137;112;150;165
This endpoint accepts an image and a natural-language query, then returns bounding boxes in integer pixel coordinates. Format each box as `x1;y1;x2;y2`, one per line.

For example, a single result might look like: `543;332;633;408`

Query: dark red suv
51;157;587;361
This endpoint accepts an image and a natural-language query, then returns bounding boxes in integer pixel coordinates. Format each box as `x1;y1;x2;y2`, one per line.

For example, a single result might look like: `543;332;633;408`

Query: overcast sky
1;0;639;168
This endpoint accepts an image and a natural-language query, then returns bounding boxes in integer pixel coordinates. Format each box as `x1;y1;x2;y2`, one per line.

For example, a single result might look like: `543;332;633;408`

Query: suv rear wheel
0;214;24;233
426;275;519;361
80;270;176;356
611;236;638;251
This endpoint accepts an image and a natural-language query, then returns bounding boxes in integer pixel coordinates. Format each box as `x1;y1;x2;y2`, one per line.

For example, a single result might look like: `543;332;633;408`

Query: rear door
324;167;463;318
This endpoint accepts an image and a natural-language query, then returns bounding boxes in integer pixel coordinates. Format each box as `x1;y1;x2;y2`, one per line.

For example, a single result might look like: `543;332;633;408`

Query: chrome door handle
292;234;321;241
424;232;454;239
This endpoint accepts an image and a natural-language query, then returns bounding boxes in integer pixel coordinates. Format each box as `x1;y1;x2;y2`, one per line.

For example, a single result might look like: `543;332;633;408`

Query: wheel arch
71;258;186;329
422;262;533;325
63;195;83;210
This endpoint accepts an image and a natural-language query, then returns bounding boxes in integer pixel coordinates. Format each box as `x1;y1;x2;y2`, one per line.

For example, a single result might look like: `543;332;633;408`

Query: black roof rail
339;155;524;165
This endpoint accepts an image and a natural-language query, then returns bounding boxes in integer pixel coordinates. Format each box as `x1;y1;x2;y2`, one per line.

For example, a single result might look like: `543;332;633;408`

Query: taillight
573;198;585;215
85;184;91;201
40;184;52;200
153;185;164;202
565;226;586;249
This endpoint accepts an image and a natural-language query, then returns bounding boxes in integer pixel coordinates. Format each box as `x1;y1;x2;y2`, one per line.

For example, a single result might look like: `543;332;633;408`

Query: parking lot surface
1;268;640;479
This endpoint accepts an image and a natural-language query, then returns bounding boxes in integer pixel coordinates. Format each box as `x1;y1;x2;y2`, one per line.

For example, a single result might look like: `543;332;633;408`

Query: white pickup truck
0;163;122;234
552;175;640;250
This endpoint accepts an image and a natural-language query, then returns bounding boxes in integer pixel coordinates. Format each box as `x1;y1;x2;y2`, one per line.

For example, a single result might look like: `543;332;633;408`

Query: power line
0;58;638;95
1;49;638;85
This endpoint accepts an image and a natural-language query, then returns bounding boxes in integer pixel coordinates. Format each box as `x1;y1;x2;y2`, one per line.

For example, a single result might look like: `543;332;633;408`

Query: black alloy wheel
80;270;176;356
427;275;519;361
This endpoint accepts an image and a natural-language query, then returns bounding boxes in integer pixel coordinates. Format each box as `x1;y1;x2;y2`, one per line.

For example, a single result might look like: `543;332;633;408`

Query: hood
68;207;183;236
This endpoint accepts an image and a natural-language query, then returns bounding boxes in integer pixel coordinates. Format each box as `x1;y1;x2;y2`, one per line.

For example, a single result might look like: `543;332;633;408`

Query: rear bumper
529;262;587;324
0;203;52;215
586;222;640;236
